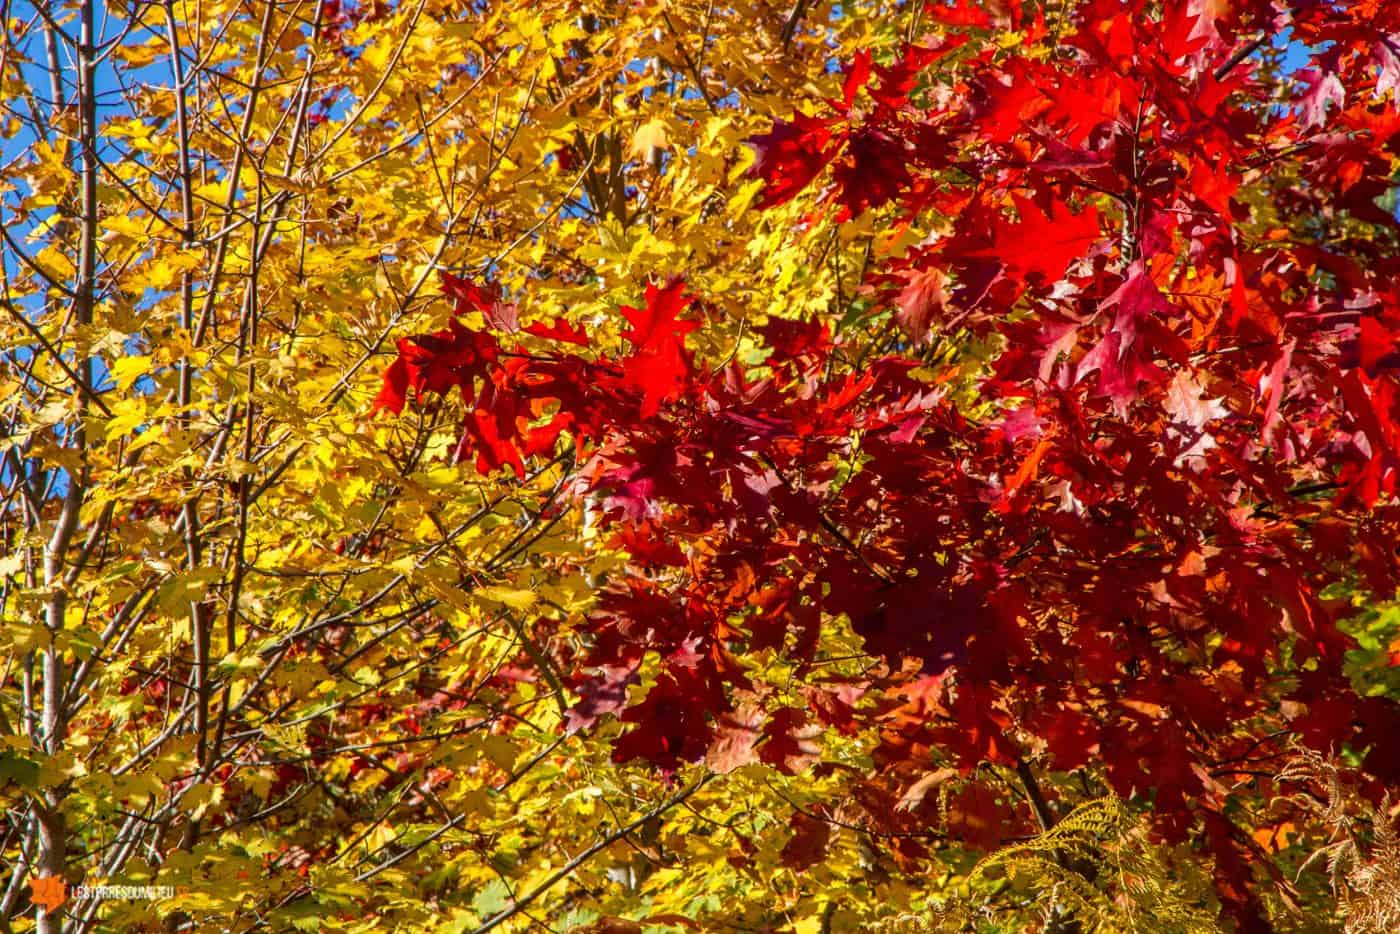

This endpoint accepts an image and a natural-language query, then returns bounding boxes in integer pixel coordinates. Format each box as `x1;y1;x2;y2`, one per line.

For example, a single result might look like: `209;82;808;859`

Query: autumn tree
379;0;1400;931
0;0;896;929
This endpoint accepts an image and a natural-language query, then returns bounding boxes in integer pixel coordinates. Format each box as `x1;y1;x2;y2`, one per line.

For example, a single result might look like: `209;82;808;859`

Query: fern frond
954;794;1217;934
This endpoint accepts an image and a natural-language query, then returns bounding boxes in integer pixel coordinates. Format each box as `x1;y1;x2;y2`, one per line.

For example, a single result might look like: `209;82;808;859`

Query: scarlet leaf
746;113;837;208
779;811;832;870
619;279;698;416
970;195;1100;283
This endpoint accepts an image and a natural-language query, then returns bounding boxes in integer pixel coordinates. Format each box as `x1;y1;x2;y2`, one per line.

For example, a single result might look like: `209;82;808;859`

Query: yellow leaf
476;585;537;610
101;215;152;242
628;118;669;162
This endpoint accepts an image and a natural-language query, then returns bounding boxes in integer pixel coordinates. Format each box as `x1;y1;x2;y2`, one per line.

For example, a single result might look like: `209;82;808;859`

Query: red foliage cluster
380;1;1400;925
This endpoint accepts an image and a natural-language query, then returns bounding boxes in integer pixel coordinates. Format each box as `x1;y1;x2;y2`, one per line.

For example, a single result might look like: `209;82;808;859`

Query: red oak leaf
619;280;698;416
523;317;590;345
779;811;832;870
970;195;1100;284
746;112;837;208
